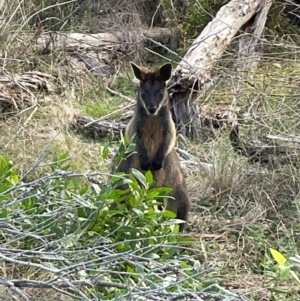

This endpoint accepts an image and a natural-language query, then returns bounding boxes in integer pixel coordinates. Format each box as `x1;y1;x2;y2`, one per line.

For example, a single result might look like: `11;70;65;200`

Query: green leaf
132;208;144;216
166;246;178;258
10;173;19;184
145;170;153;184
0;156;18;185
202;279;219;289
126;143;136;154
154;187;173;196
50;151;71;171
94;292;105;299
270;248;287;265
0;182;13;193
164;210;176;218
277;265;291;279
100;143;110;159
131;168;147;188
51;226;64;238
142;252;160;259
111;173;131;185
0;208;9;218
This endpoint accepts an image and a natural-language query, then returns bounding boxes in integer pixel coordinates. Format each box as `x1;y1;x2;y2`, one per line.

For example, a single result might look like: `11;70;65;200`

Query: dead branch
106;86;135;103
0;277;249;301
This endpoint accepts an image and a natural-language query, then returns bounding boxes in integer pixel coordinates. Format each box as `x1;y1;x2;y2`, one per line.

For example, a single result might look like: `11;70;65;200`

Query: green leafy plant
270;248;300;284
0;148;200;299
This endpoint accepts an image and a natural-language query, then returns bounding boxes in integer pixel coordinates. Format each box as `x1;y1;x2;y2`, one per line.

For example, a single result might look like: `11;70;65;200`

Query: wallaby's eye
159;90;164;96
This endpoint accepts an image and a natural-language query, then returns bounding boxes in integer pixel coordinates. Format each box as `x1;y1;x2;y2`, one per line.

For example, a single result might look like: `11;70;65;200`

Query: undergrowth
1;0;300;300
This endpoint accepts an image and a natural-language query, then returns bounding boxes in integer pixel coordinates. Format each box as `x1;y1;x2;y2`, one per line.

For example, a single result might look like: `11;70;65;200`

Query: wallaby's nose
148;106;157;114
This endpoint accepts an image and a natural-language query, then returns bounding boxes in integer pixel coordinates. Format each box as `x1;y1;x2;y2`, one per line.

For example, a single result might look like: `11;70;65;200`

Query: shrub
0;146;213;300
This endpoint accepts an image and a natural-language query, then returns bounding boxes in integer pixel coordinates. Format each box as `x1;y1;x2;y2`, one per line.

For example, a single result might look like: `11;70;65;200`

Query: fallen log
74;115;126;139
229;124;300;166
25;27;176;77
29;27;176;52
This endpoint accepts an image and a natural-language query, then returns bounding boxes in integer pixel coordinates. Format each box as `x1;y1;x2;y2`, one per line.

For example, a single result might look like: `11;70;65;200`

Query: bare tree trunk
168;0;267;139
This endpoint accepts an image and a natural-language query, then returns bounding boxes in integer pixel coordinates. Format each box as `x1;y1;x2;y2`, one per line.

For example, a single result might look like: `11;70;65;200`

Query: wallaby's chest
140;118;164;160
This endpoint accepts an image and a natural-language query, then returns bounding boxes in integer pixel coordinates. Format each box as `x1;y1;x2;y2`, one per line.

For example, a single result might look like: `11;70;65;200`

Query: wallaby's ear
131;62;145;81
159;63;172;82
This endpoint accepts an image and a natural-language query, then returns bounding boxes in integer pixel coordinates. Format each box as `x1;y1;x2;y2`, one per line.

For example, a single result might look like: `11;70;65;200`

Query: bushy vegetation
1;0;300;300
0;149;227;300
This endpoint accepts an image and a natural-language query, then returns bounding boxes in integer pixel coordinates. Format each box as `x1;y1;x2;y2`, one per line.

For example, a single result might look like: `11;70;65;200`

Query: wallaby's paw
152;158;163;171
140;157;151;170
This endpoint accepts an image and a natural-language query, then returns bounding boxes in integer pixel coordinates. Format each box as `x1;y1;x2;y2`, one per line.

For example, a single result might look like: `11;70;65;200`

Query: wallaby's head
131;62;172;115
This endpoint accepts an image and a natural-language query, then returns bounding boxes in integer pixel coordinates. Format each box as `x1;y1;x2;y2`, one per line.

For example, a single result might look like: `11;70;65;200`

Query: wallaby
113;62;191;232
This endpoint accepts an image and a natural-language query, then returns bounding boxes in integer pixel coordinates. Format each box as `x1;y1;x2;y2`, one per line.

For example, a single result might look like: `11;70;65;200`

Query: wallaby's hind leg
177;194;190;232
166;185;190;232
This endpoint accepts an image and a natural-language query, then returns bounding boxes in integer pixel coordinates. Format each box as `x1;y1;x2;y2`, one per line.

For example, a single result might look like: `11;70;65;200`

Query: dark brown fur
113;62;191;232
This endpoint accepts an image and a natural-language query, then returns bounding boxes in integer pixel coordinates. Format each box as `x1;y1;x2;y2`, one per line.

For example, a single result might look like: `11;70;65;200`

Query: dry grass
2;57;300;301
2;68;300;300
1;1;300;301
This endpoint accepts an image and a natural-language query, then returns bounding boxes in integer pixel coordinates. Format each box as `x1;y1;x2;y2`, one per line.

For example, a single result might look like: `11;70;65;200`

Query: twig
266;134;300;143
105;86;135;103
17;126;65;183
82;86;135;127
82;112;129;128
0;278;128;289
142;35;188;65
0;277;30;301
0;253;60;273
4;105;38;149
0;170;110;207
0;277;251;301
10;0;78;40
201;283;250;301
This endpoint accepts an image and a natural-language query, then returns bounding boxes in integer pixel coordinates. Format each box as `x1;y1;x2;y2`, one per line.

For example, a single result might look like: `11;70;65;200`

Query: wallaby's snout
147;105;157;115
